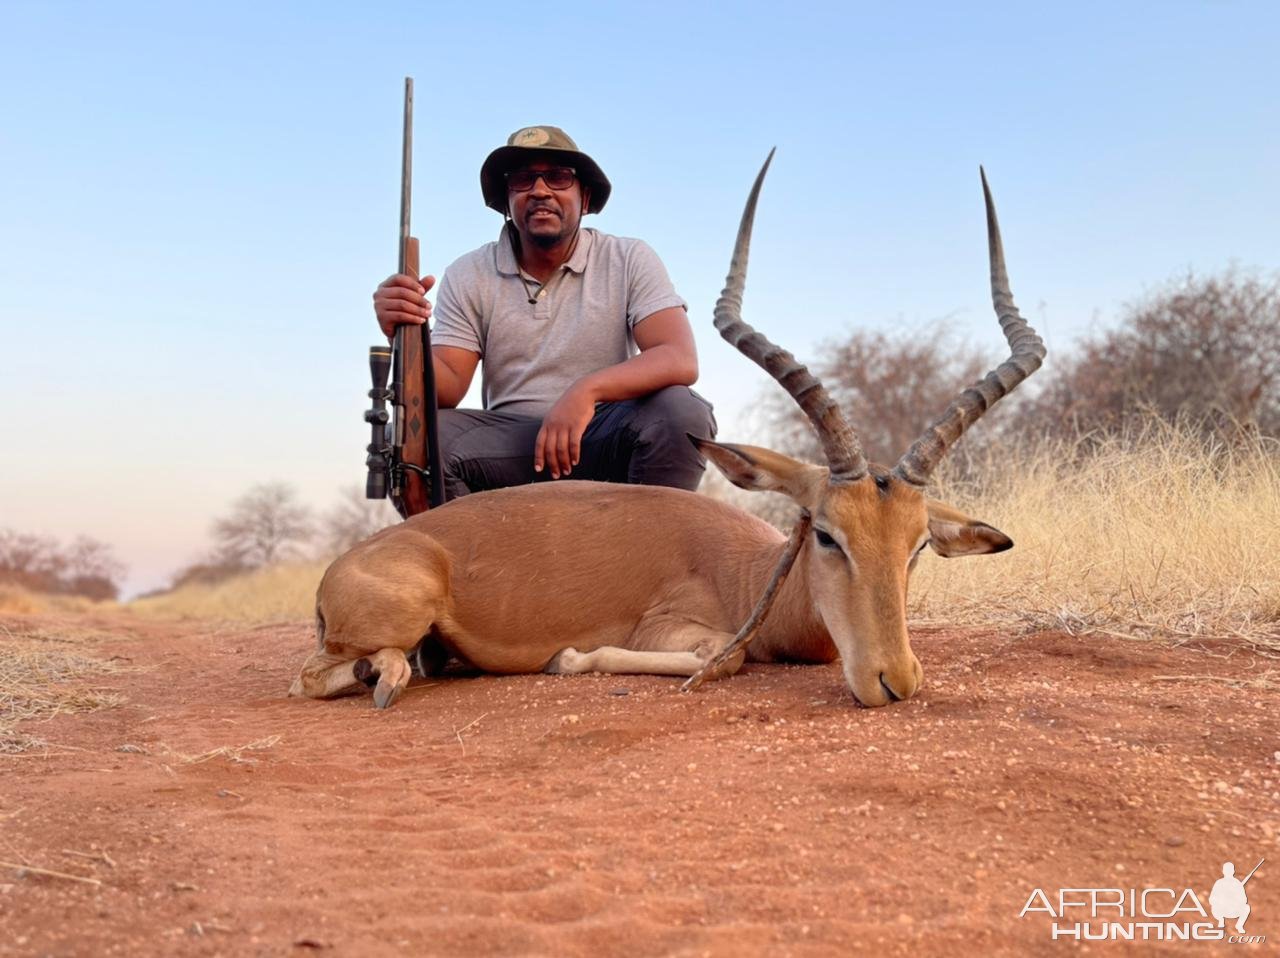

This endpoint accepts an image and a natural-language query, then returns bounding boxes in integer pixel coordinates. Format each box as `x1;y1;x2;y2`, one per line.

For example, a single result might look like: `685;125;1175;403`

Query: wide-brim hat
480;126;611;215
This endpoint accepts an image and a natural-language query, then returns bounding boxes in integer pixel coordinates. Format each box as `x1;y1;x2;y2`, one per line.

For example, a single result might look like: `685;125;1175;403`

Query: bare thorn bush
320;485;400;556
1020;270;1280;441
749;324;989;466
211;482;313;568
0;530;126;602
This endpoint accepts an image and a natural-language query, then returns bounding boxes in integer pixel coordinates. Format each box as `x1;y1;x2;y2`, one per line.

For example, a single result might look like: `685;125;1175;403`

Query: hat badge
513;127;551;147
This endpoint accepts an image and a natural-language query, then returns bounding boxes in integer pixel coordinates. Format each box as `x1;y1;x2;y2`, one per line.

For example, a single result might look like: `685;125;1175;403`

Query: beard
524;209;577;249
527;228;565;250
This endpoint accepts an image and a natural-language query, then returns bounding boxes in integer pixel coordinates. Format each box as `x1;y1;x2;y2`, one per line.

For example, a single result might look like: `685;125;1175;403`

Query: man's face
506;160;587;250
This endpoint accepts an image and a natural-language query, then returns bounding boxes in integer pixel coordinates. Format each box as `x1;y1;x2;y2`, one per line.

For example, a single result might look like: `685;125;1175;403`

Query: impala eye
815;529;841;551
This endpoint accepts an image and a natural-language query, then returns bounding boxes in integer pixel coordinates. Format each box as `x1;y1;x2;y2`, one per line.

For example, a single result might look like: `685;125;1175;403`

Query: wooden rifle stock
390;76;445;517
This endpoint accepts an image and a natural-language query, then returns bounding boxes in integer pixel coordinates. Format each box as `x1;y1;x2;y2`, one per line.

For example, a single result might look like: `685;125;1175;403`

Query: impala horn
713;149;869;483
893;168;1046;485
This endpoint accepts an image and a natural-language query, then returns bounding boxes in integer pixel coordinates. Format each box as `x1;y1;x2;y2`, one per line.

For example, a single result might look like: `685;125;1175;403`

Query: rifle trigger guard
392;461;433;483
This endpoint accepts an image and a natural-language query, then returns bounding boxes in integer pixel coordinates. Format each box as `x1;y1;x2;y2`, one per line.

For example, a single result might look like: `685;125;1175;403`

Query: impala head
704;151;1045;707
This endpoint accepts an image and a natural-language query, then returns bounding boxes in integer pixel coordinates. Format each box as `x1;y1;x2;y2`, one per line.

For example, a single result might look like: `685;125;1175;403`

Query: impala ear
691;437;826;506
926;499;1013;557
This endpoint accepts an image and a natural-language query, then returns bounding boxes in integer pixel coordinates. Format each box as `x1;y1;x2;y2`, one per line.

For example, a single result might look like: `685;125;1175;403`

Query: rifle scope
364;345;393;499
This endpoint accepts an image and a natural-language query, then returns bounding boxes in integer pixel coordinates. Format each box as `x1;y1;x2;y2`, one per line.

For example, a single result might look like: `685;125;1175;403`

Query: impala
290;153;1044;709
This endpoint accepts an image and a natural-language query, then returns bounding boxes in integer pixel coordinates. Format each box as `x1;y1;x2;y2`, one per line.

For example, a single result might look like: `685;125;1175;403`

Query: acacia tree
211;482;313;568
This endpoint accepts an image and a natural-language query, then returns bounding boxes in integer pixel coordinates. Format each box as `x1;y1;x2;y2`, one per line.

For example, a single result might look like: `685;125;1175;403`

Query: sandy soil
0;610;1276;957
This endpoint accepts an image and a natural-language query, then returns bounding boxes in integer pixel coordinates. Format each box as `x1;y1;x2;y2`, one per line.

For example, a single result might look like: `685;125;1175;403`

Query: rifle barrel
398;77;413;275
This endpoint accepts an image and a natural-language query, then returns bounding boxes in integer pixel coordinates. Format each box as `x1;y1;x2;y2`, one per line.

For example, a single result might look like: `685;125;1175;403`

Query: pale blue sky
2;1;1277;596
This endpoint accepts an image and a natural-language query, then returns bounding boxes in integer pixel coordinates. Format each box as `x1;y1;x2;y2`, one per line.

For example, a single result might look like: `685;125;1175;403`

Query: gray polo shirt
431;225;687;417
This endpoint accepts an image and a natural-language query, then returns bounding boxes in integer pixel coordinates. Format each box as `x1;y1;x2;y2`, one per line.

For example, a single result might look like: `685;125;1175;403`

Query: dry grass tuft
158;735;282;765
129;562;326;623
915;424;1280;650
0;583;104;616
1150;671;1280;691
0;625;129;753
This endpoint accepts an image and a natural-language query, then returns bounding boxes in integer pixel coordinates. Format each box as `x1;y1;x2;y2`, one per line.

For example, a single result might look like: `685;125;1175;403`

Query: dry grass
0;624;129;753
158;735;282;765
0;583;105;617
129;561;326;624
124;425;1280;651
915;424;1280;650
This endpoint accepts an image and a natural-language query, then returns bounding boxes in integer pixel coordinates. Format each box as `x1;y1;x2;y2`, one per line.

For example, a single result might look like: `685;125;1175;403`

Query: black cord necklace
510;226;579;305
518;273;542;305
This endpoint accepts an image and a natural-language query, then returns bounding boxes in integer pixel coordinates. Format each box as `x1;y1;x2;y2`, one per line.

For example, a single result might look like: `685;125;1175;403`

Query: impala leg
545;625;746;681
288;651;361;699
547;646;703;676
289;647;412;709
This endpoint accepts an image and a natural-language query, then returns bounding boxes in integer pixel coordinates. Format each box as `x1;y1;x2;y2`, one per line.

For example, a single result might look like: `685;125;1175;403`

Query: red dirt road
1;611;1276;956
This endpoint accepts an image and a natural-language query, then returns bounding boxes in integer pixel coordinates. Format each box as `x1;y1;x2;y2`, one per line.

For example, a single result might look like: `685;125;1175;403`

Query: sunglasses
506;167;578;192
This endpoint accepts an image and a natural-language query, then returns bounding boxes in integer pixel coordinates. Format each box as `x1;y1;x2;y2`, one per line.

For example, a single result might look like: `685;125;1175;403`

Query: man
373;126;716;501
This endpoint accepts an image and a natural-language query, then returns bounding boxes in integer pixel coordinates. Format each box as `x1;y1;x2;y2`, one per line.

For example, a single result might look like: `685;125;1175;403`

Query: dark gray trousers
436;386;717;499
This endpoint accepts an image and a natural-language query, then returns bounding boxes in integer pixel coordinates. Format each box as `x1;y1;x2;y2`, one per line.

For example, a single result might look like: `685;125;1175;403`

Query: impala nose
879;654;922;703
879;673;902;703
846;655;922;706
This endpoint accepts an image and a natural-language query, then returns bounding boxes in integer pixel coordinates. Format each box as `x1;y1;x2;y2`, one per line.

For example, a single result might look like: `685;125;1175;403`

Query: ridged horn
715;149;868;482
893;168;1046;486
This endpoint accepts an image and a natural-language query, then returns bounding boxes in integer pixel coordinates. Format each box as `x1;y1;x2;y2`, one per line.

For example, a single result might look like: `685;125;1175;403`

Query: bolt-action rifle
365;76;445;517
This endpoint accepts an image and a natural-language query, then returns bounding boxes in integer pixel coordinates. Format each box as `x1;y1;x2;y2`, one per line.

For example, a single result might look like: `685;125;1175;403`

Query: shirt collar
494;223;594;277
564;227;594;274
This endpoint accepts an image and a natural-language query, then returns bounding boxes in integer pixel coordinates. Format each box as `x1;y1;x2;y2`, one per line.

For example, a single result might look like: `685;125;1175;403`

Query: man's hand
373;273;436;339
534;383;598;479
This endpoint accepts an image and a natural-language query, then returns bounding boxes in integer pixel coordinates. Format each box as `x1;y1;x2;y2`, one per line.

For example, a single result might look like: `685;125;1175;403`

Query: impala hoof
373;679;404;710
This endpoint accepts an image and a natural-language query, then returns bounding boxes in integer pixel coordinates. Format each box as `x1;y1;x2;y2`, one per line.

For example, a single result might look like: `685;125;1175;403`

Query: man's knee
435;409;471;481
433;408;539;497
634;386;717;446
435;409;465;455
623;387;717;491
